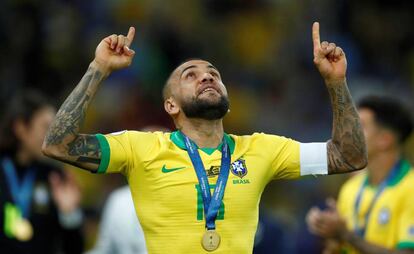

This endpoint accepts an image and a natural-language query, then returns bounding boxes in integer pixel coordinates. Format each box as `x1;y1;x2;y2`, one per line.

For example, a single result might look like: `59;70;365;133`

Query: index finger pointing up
312;22;321;50
126;26;136;47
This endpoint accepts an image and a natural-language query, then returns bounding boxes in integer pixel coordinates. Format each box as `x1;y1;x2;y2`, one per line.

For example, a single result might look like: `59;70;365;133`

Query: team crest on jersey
231;158;248;178
378;207;391;225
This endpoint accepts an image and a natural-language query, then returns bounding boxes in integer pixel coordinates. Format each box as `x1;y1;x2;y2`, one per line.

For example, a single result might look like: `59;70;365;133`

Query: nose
201;72;214;83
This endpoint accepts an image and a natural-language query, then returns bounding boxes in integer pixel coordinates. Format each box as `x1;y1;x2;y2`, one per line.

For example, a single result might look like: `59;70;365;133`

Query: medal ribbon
2;157;36;218
353;160;401;237
181;132;231;230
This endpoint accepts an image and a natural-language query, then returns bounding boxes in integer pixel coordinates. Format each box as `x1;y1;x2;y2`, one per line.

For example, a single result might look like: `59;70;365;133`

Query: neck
367;149;400;185
177;118;224;148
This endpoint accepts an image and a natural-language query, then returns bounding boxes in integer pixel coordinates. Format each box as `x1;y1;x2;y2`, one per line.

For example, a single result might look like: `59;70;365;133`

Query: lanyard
181;132;231;230
1;157;36;218
353;160;401;237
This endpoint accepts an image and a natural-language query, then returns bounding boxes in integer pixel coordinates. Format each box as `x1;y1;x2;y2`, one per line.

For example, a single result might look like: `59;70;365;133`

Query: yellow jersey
337;161;414;253
95;130;302;254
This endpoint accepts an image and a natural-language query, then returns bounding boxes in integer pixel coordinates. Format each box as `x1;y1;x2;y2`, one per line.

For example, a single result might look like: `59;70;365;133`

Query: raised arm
312;22;367;174
42;27;136;172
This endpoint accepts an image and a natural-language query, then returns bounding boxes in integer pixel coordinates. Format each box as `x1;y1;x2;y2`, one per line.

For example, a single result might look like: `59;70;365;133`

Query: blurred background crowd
0;0;413;253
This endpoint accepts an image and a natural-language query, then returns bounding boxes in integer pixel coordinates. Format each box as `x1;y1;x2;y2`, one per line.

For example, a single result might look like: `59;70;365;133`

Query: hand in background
306;198;347;240
49;170;81;214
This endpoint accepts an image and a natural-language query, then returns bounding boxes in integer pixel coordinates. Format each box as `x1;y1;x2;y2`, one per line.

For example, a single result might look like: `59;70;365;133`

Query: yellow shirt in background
337;161;414;253
95;131;300;254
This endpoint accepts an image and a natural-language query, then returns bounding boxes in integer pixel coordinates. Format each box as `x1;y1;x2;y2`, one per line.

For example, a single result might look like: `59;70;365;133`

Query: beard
181;95;229;120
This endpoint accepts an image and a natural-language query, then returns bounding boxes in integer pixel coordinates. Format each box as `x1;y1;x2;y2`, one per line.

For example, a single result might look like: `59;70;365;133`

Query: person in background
0;90;84;254
307;96;414;254
86;185;147;254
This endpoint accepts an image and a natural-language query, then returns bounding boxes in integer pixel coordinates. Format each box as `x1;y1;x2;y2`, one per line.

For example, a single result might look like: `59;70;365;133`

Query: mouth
198;85;220;96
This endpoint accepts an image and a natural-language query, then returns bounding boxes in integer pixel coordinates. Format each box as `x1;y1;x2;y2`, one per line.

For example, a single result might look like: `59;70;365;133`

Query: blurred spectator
306;96;414;253
86;186;147;254
0;90;84;254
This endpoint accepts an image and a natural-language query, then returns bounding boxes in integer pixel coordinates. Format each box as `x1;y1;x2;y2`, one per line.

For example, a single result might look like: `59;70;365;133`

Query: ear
164;97;180;116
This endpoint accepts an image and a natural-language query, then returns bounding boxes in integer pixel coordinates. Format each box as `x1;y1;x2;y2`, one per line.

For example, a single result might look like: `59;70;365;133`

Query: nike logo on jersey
161;165;186;173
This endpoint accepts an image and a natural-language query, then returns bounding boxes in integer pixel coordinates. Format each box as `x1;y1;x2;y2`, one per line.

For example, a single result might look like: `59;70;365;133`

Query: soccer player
306;96;414;254
0;90;84;254
42;22;367;253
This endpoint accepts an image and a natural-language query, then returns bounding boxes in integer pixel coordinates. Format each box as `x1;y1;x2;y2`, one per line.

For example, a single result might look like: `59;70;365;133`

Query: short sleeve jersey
96;131;302;254
337;161;414;253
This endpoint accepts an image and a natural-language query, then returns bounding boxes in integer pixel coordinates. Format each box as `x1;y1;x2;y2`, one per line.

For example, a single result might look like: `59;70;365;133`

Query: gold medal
201;230;220;251
13;218;33;242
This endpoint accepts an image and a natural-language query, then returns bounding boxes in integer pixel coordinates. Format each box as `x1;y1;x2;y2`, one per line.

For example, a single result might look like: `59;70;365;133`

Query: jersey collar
387;160;411;186
365;159;411;188
170;131;235;155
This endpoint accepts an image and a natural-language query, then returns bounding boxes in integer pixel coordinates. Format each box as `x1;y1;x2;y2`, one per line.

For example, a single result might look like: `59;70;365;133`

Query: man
306;96;414;254
0;90;84;253
42;22;367;253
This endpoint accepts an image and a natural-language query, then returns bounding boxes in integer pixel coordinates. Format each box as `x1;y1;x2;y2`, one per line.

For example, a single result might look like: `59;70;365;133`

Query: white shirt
86;186;147;254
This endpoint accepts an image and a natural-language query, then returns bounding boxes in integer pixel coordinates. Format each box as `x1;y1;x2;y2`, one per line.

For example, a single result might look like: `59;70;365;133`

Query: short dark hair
358;96;413;143
0;90;51;154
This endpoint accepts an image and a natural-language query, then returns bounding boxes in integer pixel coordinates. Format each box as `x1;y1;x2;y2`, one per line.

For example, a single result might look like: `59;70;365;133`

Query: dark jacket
0;154;84;254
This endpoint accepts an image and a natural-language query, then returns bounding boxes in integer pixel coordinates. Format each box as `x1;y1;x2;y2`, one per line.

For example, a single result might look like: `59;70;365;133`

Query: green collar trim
170;131;235;155
365;160;411;187
388;160;411;186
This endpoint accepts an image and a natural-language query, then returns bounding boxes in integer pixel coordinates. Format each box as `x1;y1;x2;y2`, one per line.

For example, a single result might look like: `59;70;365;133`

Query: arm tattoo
326;80;367;174
44;66;105;171
68;134;101;164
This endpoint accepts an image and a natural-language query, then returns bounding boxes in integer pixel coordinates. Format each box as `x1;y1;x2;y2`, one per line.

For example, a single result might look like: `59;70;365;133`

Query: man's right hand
93;27;136;75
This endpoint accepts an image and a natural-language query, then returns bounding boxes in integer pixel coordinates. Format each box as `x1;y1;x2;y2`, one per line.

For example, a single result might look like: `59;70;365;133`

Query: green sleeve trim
96;134;110;174
397;241;414;250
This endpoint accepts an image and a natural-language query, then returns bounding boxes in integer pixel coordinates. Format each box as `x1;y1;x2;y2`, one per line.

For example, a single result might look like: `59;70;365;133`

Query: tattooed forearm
326;80;367;174
45;66;103;145
43;64;106;171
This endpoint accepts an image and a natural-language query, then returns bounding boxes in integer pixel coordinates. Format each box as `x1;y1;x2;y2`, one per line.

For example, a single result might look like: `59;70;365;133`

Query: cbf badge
231;158;247;178
378;207;391;225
